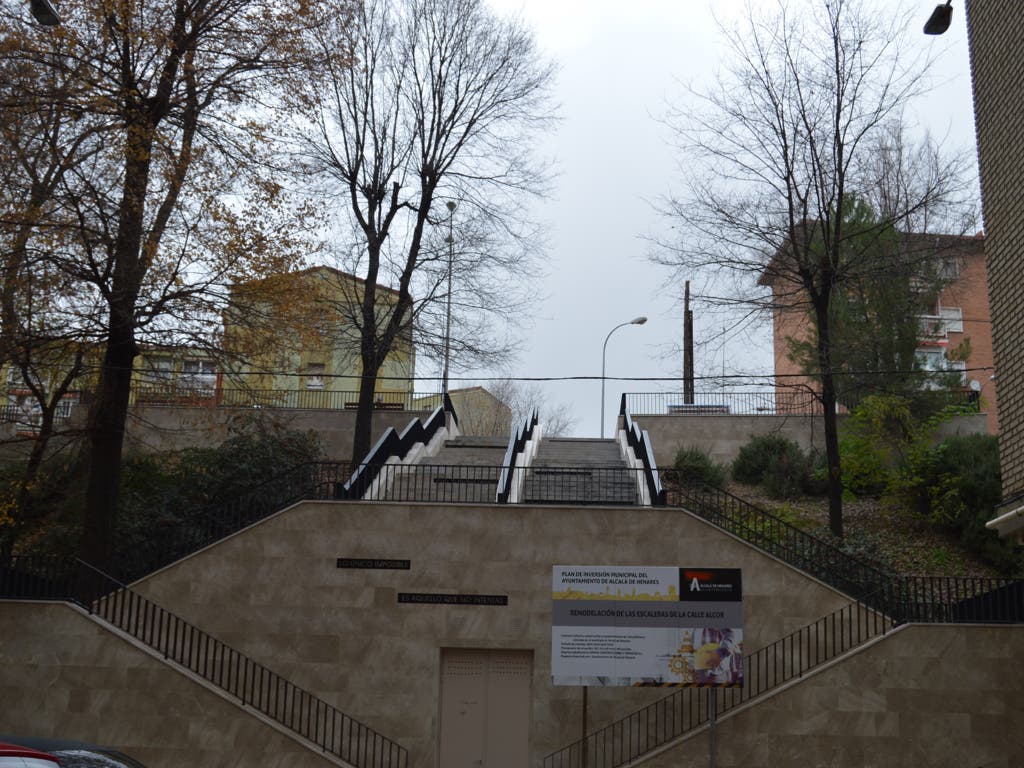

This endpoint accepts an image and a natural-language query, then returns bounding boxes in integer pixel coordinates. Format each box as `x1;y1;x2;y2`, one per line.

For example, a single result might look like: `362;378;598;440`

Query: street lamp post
442;201;456;395
601;316;647;438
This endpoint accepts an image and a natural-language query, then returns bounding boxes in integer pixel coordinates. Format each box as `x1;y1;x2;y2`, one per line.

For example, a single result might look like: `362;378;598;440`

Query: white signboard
551;565;743;687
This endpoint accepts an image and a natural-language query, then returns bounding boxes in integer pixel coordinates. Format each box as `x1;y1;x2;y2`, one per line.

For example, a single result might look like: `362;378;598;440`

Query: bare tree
292;0;555;463
656;0;971;537
461;378;576;438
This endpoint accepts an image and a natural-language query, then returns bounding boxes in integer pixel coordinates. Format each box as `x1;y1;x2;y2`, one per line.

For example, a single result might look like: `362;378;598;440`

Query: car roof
0;738;146;768
0;741;60;764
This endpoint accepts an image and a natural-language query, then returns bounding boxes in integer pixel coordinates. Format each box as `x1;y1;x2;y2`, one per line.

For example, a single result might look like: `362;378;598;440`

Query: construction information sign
551;566;743;687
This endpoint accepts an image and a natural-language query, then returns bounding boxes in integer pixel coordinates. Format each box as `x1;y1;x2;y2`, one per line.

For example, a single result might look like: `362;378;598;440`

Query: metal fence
344;463;651;506
624;391;823;416
115;462;351;583
0;557;407;768
132;384;437;412
1;398;76;428
671;482;890;600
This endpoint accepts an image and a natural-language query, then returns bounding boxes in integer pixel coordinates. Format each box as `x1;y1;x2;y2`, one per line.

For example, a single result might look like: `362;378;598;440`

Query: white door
439;649;532;768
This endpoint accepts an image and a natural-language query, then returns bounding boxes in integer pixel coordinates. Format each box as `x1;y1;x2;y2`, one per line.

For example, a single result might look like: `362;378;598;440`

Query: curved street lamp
601;316;647;438
924;1;953;35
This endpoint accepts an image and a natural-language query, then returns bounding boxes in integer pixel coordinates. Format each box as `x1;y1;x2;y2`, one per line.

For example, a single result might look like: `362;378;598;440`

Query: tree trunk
79;118;153;570
79;321;136;569
815;301;844;539
351;362;381;465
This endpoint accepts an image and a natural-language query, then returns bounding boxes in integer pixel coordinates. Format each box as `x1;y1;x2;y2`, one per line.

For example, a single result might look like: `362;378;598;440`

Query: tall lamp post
442;201;456;395
601;316;647;438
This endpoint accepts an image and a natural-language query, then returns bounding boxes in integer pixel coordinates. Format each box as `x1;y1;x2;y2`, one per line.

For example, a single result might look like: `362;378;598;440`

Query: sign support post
709;687;717;768
581;685;588;768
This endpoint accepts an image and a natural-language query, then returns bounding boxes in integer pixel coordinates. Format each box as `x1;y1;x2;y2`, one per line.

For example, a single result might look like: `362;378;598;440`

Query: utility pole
684;281;694;404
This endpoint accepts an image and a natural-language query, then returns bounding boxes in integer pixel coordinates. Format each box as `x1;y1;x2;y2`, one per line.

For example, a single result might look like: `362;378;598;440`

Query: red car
0;742;60;767
0;738;147;768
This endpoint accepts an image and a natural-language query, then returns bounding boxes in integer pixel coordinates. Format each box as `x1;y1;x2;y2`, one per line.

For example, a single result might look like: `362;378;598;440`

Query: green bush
763;449;811;499
913;434;1021;575
668;446;728;488
839;394;917;496
732;434;813;498
16;414;323;567
733;434;797;484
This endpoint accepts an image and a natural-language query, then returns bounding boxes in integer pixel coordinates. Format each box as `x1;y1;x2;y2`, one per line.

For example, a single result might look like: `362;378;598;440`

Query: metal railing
115;461;351;583
619;397;666;506
131;384;435;412
0;557;407;768
543;572;1021;768
338;463;659;506
624;391;823;416
1;398;76;427
670;481;891;602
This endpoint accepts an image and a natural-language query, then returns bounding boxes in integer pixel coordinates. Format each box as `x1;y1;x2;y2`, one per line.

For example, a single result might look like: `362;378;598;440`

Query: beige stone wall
131;500;854;767
0;601;344;768
643;623;1024;768
121;405;421;462
967;2;1024;497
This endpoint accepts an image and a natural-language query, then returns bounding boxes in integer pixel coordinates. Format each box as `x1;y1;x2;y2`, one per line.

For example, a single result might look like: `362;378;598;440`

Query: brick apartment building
967;2;1024;540
765;232;996;432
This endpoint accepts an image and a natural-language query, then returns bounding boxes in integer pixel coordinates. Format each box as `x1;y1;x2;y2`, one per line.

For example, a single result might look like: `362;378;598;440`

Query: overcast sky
442;0;978;437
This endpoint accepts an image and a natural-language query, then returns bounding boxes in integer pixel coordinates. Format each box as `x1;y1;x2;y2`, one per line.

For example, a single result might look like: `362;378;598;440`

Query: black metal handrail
620;396;666;506
543;573;1021;768
671;480;892;603
341;402;451;500
497;408;539;503
0;556;408;768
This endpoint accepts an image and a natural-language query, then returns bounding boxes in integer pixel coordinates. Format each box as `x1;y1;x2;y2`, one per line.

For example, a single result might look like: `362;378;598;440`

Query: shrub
17;414;323;569
839;394;917;496
913;434;1021;575
763;448;811;499
668;446;728;488
732;434;812;498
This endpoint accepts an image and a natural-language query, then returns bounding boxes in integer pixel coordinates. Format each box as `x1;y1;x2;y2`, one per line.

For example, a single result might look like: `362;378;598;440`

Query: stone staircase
521;438;638;505
384;435;507;503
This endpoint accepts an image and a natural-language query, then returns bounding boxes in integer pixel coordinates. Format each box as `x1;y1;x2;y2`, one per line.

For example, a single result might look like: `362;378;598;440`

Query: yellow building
219;266;416;409
1;267;418;432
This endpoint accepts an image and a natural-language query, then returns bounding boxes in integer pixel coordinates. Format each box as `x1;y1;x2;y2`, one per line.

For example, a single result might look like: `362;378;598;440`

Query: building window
182;359;217;393
916;347;967;387
941;257;962;281
938;306;963;334
305;363;326;390
144;357;174;384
